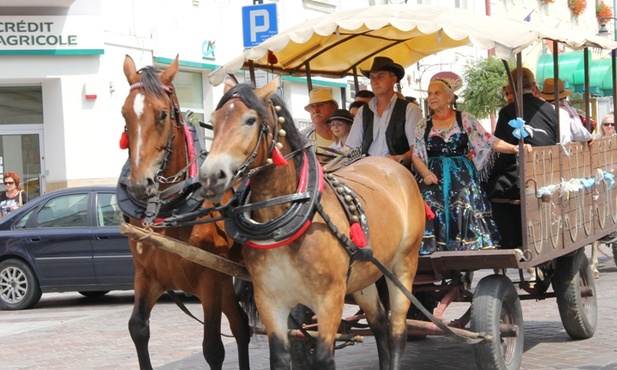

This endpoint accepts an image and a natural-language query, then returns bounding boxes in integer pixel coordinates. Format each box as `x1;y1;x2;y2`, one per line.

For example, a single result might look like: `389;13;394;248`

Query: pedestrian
0;172;29;218
412;78;531;254
348;101;366;118
594;111;615;138
354;90;374;104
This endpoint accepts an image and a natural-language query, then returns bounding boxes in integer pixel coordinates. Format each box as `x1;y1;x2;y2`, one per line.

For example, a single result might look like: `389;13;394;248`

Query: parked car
0;185;134;310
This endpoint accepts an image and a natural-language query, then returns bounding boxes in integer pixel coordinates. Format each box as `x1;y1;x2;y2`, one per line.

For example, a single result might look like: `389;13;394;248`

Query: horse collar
224;150;324;249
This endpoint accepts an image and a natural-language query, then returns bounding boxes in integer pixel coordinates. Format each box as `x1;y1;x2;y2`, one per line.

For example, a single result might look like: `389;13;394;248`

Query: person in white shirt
346;56;423;167
539;78;592;145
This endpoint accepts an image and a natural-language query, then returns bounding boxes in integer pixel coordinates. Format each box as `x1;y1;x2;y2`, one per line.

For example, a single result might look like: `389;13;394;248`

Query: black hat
361;57;405;82
327;109;354;124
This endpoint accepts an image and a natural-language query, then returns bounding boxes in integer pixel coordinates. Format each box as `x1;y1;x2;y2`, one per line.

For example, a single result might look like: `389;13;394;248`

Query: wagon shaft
119;223;251;281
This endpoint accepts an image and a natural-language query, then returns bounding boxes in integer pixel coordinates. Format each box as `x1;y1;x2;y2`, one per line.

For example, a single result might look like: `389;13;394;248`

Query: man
346;56;423;167
354;90;374;104
485;67;558;248
303;88;338;152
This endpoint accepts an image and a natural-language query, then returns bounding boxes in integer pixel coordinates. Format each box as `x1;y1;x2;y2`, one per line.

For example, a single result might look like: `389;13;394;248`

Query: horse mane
216;83;307;166
137;66;167;99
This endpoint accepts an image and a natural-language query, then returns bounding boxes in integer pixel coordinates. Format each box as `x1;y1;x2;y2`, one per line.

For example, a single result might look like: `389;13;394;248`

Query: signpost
242;3;278;48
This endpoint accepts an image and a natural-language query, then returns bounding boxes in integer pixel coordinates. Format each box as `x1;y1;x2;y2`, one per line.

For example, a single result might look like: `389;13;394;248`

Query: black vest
361;98;410;155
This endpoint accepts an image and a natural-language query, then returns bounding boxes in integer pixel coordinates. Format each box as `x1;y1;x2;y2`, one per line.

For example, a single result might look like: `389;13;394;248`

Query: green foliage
459;56;510;120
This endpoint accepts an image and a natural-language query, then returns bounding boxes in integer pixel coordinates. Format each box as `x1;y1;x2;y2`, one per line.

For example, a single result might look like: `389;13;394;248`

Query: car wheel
0;259;42;310
78;291;110;298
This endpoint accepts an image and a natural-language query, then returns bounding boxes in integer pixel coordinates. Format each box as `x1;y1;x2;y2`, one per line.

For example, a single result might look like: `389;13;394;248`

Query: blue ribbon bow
508;117;528;139
603;171;615;190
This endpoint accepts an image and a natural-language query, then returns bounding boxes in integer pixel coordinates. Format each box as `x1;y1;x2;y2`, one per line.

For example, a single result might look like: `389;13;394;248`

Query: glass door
0;131;45;199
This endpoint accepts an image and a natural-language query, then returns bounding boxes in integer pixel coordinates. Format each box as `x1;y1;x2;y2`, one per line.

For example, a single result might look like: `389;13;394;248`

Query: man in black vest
346;57;422;167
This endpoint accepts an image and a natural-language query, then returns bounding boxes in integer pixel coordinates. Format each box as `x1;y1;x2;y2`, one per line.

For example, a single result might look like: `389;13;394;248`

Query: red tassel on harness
424;202;435;221
271;147;288;166
119;131;129;150
350;222;367;248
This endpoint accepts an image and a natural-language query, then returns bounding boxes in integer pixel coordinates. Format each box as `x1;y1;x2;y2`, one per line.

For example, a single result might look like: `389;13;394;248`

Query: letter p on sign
242;3;278;48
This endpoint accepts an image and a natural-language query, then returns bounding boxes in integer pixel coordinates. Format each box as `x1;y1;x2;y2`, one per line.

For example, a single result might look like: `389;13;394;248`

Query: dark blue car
0;186;134;310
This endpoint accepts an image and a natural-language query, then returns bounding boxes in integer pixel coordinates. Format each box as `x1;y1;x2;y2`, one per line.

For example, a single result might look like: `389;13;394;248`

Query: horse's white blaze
134;122;143;167
134;93;145;117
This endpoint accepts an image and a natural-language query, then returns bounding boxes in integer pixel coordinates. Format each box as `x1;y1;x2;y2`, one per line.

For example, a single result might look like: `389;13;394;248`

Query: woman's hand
423;172;438;185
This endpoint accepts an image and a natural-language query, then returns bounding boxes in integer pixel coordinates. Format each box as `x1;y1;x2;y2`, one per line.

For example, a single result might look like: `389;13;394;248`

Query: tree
459;56;510;120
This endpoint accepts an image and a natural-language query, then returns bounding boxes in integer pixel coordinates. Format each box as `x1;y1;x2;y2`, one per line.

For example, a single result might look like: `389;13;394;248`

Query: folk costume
414;110;501;254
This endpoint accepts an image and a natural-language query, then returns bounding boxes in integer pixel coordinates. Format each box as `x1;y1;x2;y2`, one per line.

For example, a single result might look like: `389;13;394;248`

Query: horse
198;77;426;370
118;55;251;370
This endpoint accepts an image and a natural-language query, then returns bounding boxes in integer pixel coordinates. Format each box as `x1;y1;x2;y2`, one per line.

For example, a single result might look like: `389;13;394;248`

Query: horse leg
199;278;226;370
590;242;600;279
385;270;414;370
352;285;390;370
221;277;251;370
128;270;164;370
311;291;345;370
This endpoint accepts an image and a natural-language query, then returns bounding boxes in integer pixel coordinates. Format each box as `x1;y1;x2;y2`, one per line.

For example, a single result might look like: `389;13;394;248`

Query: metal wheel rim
500;301;516;365
0;266;28;303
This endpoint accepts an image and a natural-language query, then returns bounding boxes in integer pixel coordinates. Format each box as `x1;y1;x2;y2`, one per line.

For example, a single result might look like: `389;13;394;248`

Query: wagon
121;5;617;370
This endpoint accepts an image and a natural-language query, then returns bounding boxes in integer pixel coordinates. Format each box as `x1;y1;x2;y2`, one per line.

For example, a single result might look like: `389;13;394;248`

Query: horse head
121;55;184;201
199;77;305;204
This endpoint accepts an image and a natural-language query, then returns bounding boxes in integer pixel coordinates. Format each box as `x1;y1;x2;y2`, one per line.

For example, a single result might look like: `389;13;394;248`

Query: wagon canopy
208;5;617;86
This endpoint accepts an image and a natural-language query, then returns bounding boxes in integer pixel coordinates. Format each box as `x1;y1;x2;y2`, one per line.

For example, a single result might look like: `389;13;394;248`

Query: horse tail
234;279;262;327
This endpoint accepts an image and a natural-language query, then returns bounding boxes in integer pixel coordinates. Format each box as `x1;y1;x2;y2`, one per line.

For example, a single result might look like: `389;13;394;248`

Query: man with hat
346;56;423;167
540;77;592;145
303;88;338;156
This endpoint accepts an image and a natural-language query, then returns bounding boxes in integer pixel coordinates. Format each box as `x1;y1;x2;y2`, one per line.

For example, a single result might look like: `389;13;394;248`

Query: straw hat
304;89;338;111
361;56;405;82
327;109;354;124
540;78;572;100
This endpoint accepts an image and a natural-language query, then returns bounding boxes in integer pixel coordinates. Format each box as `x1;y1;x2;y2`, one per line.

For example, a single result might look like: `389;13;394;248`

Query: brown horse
119;55;250;370
199;78;425;370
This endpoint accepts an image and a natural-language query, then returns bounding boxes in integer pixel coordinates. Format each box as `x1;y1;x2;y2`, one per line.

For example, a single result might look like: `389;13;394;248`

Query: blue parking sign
242;3;278;48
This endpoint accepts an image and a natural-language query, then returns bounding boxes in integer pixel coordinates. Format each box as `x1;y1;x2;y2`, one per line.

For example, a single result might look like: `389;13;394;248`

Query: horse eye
159;110;168;122
246;117;257;126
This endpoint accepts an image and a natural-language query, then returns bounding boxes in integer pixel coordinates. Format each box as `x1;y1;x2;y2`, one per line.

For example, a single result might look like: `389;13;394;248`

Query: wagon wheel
289;304;316;370
552;248;597;339
471;274;523;370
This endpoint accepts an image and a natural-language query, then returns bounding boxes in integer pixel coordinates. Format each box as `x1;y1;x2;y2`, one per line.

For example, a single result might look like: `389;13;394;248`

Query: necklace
432;109;454;120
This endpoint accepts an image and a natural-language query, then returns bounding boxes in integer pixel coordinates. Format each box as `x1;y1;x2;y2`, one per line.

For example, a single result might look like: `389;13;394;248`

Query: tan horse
199;78;425;370
119;55;250;370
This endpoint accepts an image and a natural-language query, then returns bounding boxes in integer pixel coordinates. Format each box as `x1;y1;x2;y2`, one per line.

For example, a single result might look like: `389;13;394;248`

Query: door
0;131;45;199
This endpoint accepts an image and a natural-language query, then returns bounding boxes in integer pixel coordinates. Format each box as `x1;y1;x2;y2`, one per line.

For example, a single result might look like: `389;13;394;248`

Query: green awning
536;50;614;96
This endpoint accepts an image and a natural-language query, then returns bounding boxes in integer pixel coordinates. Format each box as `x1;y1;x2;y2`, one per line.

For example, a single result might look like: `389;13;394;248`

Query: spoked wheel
552;248;597;339
0;259;42;310
471;274;523;370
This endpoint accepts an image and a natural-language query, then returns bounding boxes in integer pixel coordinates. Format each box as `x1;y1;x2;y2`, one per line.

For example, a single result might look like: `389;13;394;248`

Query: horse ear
223;75;237;94
123;55;139;85
160;55;179;84
255;77;280;101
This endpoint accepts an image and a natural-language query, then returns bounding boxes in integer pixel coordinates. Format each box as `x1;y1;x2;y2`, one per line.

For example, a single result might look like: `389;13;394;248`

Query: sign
242;3;278;48
0;16;104;55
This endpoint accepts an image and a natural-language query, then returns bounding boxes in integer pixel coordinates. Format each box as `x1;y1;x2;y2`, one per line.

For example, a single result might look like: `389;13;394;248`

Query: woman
412;78;531;254
595;111;615;138
327;109;354;153
0;172;29;217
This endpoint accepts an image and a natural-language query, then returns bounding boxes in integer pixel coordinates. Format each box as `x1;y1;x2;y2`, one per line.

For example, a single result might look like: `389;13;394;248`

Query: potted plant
569;0;587;17
597;2;613;24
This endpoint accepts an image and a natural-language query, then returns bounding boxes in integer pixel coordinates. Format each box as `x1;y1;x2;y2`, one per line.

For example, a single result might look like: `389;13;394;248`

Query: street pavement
1;248;616;370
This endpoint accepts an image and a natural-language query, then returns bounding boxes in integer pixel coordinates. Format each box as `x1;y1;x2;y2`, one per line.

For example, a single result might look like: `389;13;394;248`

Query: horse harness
117;81;206;226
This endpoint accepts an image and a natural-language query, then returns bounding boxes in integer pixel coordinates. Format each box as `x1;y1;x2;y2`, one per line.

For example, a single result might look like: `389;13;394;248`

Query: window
34;194;89;228
0;86;43;125
96;192;121;227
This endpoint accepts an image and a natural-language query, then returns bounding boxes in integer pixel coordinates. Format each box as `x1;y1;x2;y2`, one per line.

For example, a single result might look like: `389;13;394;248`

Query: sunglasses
328;121;349;127
3;181;14;185
603;123;615;127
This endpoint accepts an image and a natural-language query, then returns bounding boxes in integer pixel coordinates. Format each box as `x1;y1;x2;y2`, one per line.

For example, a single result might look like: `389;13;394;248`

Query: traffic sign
242;3;278;48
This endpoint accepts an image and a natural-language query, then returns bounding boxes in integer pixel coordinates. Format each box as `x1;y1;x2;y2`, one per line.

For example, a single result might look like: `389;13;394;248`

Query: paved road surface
1;249;616;369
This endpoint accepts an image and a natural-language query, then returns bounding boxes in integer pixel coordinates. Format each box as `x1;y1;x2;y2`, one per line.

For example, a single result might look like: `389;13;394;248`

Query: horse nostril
146;177;155;187
217;170;226;180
